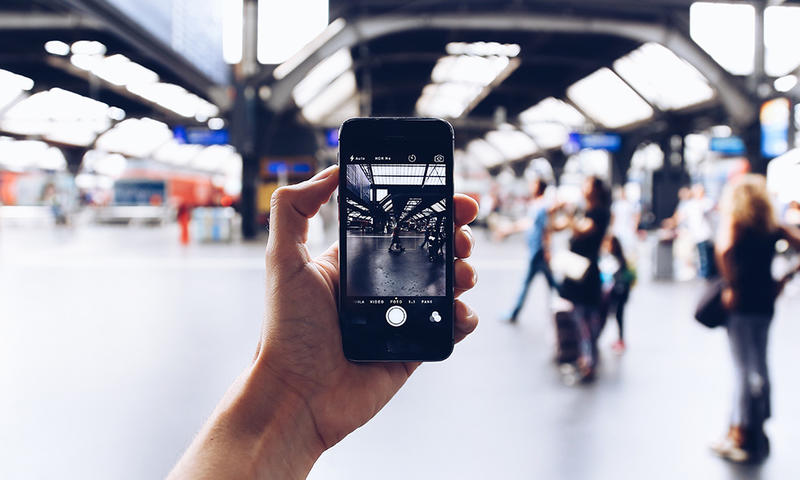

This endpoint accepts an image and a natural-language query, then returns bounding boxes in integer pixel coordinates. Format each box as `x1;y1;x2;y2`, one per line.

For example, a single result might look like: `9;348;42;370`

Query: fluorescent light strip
274;18;347;80
292;48;352;107
300;71;357;124
445;42;520;58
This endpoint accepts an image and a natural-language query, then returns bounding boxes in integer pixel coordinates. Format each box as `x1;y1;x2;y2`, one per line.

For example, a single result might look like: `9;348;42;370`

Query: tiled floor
1;223;798;479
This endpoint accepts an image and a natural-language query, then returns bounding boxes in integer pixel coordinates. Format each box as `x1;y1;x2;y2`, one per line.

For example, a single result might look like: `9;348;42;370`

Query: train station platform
346;231;445;297
1;225;799;479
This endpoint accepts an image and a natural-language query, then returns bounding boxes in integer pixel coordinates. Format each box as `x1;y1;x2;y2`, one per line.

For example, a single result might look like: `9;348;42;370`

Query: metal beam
0;13;104;29
262;12;755;127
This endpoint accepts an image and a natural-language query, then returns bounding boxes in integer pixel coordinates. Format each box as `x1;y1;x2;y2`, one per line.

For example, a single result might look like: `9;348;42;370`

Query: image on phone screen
345;163;447;296
338;119;454;361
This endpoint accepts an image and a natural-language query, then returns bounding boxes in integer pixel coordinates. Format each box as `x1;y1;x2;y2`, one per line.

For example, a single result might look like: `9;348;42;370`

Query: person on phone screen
166;166;480;479
389;224;405;253
710;174;800;464
552;176;611;381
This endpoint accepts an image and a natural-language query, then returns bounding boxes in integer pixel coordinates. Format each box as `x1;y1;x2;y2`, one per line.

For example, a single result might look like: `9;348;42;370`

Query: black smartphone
338;118;455;362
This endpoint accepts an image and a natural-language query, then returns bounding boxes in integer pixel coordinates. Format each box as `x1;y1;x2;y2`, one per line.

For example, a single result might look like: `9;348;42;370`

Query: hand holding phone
168;168;479;479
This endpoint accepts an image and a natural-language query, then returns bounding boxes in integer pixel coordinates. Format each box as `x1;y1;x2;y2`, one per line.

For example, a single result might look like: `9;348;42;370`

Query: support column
746;1;769;174
233;0;261;239
651;134;689;224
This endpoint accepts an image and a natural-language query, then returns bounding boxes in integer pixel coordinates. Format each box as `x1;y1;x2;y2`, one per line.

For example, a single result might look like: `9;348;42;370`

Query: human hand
721;286;735;310
168;166;479;479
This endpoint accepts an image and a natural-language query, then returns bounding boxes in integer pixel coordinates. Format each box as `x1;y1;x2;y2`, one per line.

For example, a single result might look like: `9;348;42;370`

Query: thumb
267;165;338;263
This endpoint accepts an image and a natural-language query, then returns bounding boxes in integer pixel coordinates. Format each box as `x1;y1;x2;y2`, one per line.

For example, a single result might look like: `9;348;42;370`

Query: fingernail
465;303;476;318
462;225;474;254
471;266;477;285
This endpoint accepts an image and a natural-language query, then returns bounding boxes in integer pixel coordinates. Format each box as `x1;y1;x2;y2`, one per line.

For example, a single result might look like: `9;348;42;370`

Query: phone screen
338;118;454;361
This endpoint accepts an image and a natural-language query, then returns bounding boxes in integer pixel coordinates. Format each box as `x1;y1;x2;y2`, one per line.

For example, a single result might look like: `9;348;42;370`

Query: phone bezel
337;117;455;362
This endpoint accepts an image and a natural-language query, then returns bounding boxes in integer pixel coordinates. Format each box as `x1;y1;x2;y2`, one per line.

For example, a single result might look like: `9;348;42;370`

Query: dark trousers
510;249;555;320
602;286;629;341
697;240;717;279
727;313;772;430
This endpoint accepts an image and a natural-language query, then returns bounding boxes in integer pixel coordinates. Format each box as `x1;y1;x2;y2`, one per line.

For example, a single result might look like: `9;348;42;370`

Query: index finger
454;194;478;227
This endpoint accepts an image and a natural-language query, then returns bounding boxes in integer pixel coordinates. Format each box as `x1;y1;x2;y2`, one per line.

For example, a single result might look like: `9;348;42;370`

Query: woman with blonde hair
711;174;800;463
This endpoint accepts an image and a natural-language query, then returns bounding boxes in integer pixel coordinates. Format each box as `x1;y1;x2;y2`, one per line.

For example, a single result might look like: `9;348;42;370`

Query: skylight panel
520;123;570;150
765;5;800;76
690;2;755;75
0;68;33;110
467;139;505;168
613;42;714;111
518;97;586;128
485;127;539;160
567;68;654;129
416;42;520;119
431;55;510;87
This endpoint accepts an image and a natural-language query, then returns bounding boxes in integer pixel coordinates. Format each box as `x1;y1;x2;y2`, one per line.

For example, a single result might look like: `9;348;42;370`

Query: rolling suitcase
552;296;579;364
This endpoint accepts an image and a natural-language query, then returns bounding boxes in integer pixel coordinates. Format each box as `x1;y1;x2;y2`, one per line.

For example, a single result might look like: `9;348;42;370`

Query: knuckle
270;186;294;210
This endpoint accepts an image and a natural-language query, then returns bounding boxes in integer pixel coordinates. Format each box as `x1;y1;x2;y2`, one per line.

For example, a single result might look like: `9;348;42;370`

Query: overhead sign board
761;98;790;159
710;136;746;155
568;132;622;152
174;126;229;145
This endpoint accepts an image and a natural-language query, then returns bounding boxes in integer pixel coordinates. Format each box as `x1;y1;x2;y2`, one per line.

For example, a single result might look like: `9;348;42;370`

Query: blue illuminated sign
325;128;339;148
760;98;790;158
569;132;622;152
710;136;746;155
174;126;229;146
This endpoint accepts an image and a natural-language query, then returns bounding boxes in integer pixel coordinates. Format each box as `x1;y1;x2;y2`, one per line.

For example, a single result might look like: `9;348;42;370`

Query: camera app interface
343;150;450;331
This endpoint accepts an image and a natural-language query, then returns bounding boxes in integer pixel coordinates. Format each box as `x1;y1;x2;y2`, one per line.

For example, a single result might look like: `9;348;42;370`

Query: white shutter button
386;306;407;327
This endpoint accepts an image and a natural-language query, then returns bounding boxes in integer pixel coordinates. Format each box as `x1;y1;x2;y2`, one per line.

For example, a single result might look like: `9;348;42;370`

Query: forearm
167;363;324;480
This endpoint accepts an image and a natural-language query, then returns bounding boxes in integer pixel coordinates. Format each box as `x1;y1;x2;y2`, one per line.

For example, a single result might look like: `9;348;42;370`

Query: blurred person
610;186;641;260
388;224;405;253
497;178;556;323
681;184;716;279
710;174;800;464
41;182;66;225
552;176;612;380
784;200;800;228
477;182;501;227
599;236;636;353
662;186;695;279
167;167;480;479
177;202;191;245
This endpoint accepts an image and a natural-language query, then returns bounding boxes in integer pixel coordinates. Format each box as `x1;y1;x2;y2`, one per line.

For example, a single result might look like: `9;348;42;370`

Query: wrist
170;360;325;480
227;360;326;478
